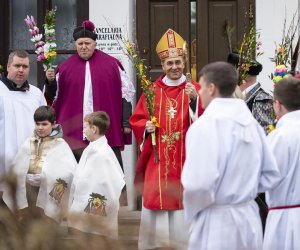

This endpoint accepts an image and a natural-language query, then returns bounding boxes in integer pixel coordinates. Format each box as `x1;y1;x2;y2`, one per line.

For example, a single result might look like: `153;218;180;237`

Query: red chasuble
130;75;204;210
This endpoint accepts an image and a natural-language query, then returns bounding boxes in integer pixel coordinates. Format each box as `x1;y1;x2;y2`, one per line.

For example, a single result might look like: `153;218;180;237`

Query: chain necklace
163;89;183;119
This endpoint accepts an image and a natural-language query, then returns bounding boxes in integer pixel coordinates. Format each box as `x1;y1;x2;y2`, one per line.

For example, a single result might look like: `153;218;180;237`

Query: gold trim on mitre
156;29;184;60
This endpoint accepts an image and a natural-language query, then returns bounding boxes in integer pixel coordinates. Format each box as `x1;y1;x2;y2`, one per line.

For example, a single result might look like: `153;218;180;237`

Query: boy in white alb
3;106;77;223
68;111;125;239
182;62;281;250
264;77;300;250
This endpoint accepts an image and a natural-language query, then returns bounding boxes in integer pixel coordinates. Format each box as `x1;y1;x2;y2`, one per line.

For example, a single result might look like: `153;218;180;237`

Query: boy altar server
68;111;125;239
263;77;300;250
3;106;77;223
182;62;281;250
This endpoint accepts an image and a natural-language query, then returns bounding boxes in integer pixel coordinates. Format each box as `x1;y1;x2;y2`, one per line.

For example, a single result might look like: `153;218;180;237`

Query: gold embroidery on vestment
29;137;55;174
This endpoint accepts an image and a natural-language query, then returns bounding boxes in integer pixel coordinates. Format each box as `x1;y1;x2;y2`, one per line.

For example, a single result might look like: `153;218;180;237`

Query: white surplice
182;98;281;250
0;82;46;189
263;110;300;250
68;136;125;239
3;136;77;222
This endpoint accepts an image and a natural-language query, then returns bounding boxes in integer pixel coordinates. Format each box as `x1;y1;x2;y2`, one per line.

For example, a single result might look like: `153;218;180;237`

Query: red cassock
130;75;204;210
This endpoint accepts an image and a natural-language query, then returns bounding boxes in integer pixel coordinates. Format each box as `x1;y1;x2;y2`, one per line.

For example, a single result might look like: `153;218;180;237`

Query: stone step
118;206;140;250
59;206;141;249
118;206;140;237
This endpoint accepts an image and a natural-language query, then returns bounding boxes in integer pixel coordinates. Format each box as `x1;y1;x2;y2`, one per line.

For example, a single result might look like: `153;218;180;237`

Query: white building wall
257;0;299;93
90;0;137;210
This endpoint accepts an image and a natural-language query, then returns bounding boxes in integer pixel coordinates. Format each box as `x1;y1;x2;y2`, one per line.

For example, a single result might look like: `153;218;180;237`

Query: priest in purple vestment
44;20;135;168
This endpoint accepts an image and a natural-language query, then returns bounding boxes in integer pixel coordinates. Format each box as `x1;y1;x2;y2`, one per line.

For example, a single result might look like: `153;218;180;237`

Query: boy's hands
26;173;42;187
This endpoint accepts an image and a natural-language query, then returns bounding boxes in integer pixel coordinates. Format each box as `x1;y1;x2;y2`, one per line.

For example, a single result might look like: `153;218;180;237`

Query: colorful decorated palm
24;8;57;70
270;12;300;84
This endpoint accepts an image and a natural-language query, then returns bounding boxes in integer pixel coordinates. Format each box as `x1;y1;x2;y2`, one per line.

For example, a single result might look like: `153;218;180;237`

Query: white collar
244;82;259;95
89;135;107;147
276;110;300;129
162;75;186;86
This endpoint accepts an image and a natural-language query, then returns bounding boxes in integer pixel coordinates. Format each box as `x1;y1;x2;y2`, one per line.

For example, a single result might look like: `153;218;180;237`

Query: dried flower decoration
238;5;263;85
223;20;235;54
122;40;159;162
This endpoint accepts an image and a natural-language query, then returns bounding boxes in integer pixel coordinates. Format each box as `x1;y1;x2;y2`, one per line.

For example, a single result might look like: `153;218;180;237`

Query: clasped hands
145;120;156;133
26;173;42;187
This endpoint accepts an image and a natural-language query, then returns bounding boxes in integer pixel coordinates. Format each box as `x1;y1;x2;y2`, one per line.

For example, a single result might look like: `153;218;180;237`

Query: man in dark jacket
228;53;275;134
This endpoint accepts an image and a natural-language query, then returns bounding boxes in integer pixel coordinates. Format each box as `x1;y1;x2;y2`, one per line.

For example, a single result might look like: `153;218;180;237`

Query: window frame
0;0;89;89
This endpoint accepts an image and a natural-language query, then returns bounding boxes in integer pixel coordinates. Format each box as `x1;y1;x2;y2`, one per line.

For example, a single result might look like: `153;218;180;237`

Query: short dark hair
84;111;110;135
198;61;238;97
8;50;29;65
274;77;300;111
34;106;56;124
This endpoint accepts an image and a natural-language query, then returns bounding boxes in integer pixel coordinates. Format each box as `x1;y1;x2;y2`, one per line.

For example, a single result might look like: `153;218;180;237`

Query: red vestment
130;75;204;210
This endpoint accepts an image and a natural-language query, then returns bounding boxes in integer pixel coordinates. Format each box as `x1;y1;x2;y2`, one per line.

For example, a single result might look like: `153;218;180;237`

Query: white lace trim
119;66;135;103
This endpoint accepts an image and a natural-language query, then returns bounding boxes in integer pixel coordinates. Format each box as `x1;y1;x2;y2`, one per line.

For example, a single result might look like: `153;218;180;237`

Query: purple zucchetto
73;20;97;41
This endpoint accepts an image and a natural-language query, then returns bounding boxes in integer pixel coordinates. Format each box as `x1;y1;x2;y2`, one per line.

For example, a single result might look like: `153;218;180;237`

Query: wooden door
197;0;253;70
136;0;253;98
137;0;190;97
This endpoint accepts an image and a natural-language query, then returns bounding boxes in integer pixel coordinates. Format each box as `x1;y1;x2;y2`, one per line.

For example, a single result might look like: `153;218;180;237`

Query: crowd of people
0;20;300;250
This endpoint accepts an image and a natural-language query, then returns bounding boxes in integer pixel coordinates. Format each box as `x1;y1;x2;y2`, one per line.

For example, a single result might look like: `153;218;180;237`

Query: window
0;0;88;89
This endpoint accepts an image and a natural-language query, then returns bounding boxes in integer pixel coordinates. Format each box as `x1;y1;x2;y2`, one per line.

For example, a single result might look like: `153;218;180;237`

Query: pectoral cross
168;106;177;119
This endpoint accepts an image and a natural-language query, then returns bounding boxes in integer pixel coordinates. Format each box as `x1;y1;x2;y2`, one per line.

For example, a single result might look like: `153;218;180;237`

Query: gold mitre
156;29;184;60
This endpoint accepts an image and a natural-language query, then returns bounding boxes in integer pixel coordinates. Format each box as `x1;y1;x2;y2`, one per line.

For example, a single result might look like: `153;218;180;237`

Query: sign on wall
94;26;124;54
90;0;137;210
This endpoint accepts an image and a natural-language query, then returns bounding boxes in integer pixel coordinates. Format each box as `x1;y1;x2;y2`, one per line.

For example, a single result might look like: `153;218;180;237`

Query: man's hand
46;68;56;82
145;120;156;133
123;127;132;134
185;83;198;101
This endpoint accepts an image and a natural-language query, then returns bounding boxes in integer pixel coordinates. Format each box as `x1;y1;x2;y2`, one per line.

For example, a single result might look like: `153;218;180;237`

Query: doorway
136;0;254;98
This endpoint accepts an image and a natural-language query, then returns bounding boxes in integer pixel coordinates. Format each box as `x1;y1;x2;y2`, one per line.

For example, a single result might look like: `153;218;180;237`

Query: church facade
0;0;298;209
